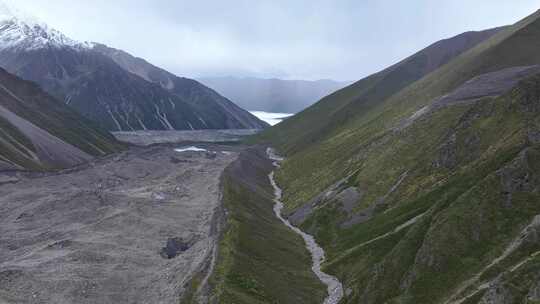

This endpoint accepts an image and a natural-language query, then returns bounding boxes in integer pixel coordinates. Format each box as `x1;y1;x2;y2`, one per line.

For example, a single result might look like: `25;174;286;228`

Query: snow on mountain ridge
0;1;88;51
0;0;44;27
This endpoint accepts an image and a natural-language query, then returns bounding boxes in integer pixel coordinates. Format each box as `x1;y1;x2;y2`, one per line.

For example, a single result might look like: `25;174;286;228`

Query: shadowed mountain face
197;77;351;113
0;67;123;171
0;8;267;131
92;44;267;130
252;10;540;304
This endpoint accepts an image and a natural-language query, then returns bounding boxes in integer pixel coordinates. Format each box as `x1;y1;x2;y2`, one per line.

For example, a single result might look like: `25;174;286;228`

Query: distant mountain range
198;77;351;113
0;3;267;131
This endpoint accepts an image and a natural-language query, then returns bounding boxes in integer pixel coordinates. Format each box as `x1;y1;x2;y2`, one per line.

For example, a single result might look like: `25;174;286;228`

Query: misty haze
1;1;540;304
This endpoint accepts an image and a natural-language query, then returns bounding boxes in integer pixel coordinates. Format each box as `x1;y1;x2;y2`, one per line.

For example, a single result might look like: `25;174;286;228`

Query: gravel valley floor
0;144;240;304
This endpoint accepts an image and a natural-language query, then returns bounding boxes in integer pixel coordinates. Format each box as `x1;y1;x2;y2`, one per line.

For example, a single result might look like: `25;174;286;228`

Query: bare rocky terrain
0;143;240;304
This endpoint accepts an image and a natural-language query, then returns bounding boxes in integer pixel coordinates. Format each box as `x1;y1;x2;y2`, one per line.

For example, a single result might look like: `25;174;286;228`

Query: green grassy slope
0;68;124;170
205;148;325;304
310;79;540;303
261;10;540;211
253;26;504;154
250;8;540;304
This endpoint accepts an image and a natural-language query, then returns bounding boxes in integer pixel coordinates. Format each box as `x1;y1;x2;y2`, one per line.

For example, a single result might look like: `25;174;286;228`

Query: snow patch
106;108;122;131
138;119;148;130
198;116;208;127
174;146;207;153
154;104;174;130
250;111;293;126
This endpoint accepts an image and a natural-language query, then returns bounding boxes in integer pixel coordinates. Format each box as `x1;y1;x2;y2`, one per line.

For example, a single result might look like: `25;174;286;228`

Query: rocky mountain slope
252;9;540;304
92;44;266;130
0;67;123;171
197;77;350;113
0;3;267;131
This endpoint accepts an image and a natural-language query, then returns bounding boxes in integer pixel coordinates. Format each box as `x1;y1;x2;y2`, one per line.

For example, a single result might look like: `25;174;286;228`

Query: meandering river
267;148;344;304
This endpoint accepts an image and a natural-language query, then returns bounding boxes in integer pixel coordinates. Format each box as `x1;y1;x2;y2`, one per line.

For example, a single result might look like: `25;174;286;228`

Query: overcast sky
5;0;539;81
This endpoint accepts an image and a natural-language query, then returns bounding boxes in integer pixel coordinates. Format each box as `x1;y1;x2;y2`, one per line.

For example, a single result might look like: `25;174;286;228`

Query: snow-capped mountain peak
0;1;86;50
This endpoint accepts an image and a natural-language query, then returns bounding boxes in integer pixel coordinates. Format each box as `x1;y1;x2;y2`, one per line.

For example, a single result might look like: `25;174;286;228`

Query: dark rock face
288;172;367;228
336;187;363;213
497;148;538;207
160;237;192;259
92;43;268;130
529;281;540;301
0;46;267;131
527;127;540;144
93;44;268;129
516;74;540;114
434;133;458;169
0;14;268;132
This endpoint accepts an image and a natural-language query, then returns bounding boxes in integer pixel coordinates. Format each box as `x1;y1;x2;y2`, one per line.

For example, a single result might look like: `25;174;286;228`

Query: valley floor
113;129;261;146
0;144;240;304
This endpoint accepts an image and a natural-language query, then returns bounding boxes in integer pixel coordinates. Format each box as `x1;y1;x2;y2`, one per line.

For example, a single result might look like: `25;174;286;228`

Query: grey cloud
5;0;539;80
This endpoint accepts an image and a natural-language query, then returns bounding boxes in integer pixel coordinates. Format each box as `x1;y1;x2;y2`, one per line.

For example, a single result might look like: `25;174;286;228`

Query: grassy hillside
250;9;540;304
253;27;503;154
302;77;540;302
204;148;325;304
257;10;540;211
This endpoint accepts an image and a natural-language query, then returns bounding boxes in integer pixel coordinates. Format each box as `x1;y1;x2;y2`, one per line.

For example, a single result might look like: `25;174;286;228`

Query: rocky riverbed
267;149;344;304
